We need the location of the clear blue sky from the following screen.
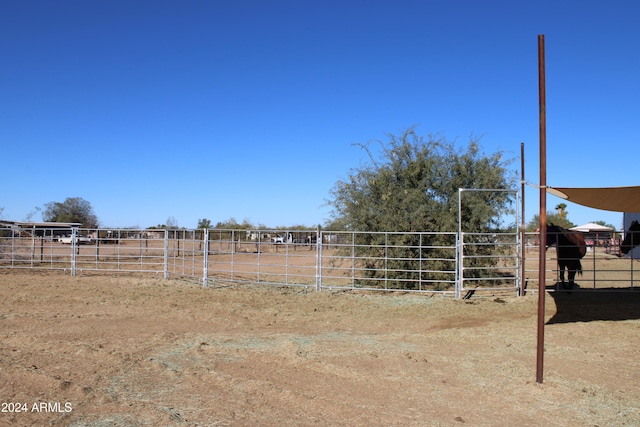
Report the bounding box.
[1,1,638,230]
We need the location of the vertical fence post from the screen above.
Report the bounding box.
[592,243,597,289]
[11,229,16,267]
[316,226,321,292]
[631,255,635,289]
[70,227,78,276]
[456,189,463,299]
[457,232,464,299]
[40,232,45,263]
[163,229,169,279]
[203,228,209,287]
[351,231,356,288]
[419,233,423,291]
[235,230,240,282]
[30,227,35,267]
[232,230,236,282]
[95,229,99,268]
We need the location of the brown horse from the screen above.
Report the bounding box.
[546,224,587,289]
[621,220,640,255]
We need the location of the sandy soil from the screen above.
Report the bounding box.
[1,270,639,426]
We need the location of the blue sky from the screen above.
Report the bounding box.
[1,1,638,230]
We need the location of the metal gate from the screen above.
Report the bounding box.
[456,188,521,297]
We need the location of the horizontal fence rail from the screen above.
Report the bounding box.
[1,227,637,296]
[523,231,638,292]
[459,232,521,298]
[319,231,458,293]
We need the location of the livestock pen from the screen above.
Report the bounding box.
[0,227,637,296]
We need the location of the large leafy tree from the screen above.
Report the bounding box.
[327,128,516,289]
[42,197,99,228]
[197,218,212,229]
[328,128,516,233]
[526,212,575,231]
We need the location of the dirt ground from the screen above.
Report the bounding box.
[1,270,639,426]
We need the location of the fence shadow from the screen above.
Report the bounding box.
[547,285,640,324]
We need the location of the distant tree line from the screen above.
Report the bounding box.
[525,203,616,232]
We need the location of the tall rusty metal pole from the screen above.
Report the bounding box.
[520,142,526,297]
[536,34,547,384]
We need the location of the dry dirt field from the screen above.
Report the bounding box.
[1,270,639,426]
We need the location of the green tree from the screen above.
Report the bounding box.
[327,128,516,288]
[42,197,99,228]
[197,218,212,229]
[147,224,167,229]
[555,203,568,221]
[214,217,253,229]
[165,216,179,229]
[593,219,616,231]
[328,128,515,233]
[526,212,575,231]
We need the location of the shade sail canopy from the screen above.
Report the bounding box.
[547,186,640,212]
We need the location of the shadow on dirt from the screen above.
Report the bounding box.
[547,283,640,324]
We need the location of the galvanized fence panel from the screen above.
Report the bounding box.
[458,232,521,297]
[0,227,74,271]
[166,229,206,279]
[522,231,638,292]
[319,231,458,293]
[205,229,318,288]
[82,229,167,275]
[4,227,636,296]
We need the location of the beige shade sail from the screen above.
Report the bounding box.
[547,186,640,212]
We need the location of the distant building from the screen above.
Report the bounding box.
[570,222,615,247]
[0,220,82,237]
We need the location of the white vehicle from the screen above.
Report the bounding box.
[58,235,93,245]
[271,234,285,244]
[271,233,293,244]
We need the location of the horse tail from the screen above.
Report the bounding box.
[576,260,582,276]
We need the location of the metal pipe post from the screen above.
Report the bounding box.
[536,34,547,384]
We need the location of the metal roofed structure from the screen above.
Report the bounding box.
[569,222,614,233]
[0,220,82,229]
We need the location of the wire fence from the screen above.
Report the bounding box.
[0,227,637,296]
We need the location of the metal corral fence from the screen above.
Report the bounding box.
[522,231,639,292]
[1,227,637,296]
